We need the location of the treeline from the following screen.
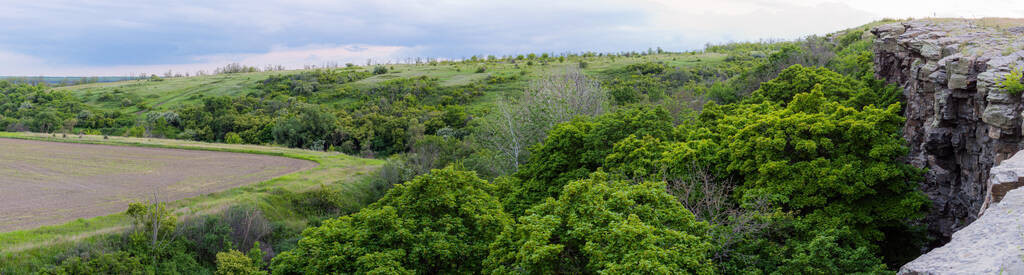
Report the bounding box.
[0,81,133,134]
[150,69,481,157]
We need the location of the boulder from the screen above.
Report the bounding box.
[981,151,1024,215]
[982,104,1018,129]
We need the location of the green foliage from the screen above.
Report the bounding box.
[216,249,267,275]
[170,75,482,156]
[123,125,145,137]
[373,65,389,75]
[624,62,669,75]
[485,172,714,274]
[502,106,673,215]
[750,64,858,105]
[0,81,132,133]
[271,104,336,150]
[751,64,900,109]
[607,75,669,104]
[46,252,146,275]
[604,134,667,180]
[663,90,927,272]
[270,167,511,274]
[775,228,888,274]
[224,132,244,144]
[1001,67,1024,95]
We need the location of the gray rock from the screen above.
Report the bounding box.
[899,187,1024,275]
[982,104,1018,129]
[922,42,943,60]
[948,73,969,90]
[950,56,974,75]
[986,89,1017,104]
[981,152,1024,215]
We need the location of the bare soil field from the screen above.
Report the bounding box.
[0,138,316,232]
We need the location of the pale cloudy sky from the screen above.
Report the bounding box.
[1,0,1022,76]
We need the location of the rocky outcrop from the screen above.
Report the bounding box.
[981,151,1024,215]
[899,166,1024,274]
[873,19,1024,243]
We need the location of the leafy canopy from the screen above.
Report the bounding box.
[270,166,511,274]
[485,172,714,274]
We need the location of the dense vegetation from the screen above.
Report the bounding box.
[2,20,930,274]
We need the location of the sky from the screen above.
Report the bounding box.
[1,0,1023,76]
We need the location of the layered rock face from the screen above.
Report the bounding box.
[873,19,1024,242]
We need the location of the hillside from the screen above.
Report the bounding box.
[56,52,728,114]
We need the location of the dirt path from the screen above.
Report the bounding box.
[0,138,316,232]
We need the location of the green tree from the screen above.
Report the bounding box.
[270,167,511,274]
[749,64,858,106]
[485,172,714,274]
[271,104,338,150]
[501,106,673,215]
[663,91,928,272]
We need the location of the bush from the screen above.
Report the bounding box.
[224,132,244,144]
[48,252,145,275]
[475,66,487,73]
[216,249,266,275]
[502,106,673,215]
[625,62,668,75]
[1001,67,1024,95]
[485,172,714,274]
[372,65,388,75]
[124,125,145,137]
[270,167,511,274]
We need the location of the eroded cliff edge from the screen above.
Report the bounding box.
[873,18,1024,243]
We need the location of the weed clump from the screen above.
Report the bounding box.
[1001,67,1024,95]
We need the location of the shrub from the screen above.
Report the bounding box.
[625,62,668,75]
[485,172,714,274]
[1001,67,1024,95]
[372,65,388,75]
[270,167,510,274]
[216,249,266,275]
[224,132,244,144]
[124,125,145,137]
[475,66,487,73]
[49,252,145,275]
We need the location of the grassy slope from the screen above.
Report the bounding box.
[57,52,728,116]
[0,132,383,265]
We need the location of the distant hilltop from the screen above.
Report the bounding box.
[0,76,138,86]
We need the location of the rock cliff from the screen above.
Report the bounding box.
[873,18,1024,243]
